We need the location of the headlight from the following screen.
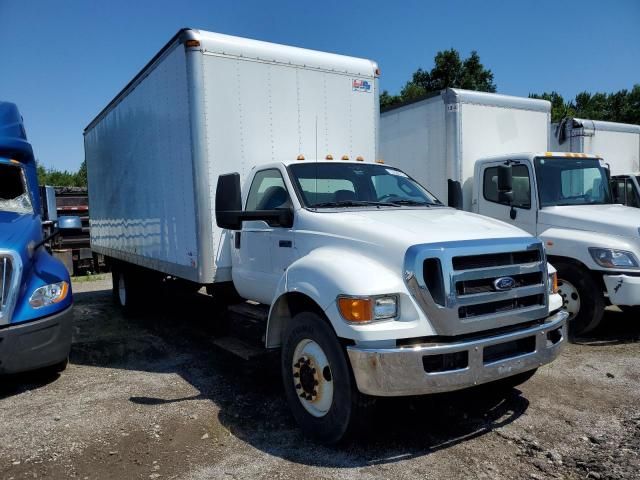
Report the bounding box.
[337,295,398,323]
[588,248,639,269]
[29,281,69,308]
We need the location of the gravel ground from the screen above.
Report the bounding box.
[1,275,639,480]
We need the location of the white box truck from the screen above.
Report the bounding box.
[85,30,566,443]
[381,89,640,337]
[551,118,640,207]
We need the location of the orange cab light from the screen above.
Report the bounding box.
[325,154,334,160]
[338,297,372,323]
[297,154,305,161]
[185,39,201,48]
[375,159,384,164]
[341,155,349,161]
[356,156,364,162]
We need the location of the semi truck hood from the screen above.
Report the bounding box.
[539,205,640,239]
[0,211,40,252]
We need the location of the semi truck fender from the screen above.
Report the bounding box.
[265,247,421,348]
[540,226,640,273]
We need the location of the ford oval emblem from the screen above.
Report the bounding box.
[493,277,516,291]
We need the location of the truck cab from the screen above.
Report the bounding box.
[475,152,640,335]
[217,157,567,443]
[0,102,76,375]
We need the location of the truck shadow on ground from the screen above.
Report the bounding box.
[39,286,640,467]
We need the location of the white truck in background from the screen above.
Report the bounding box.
[85,30,567,443]
[381,89,640,337]
[552,117,640,208]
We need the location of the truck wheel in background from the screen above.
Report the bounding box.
[281,311,375,444]
[554,261,604,339]
[111,266,143,314]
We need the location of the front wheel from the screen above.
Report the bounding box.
[281,312,374,444]
[554,261,604,339]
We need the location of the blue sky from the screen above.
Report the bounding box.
[1,0,638,171]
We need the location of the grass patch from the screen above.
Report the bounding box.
[71,273,108,283]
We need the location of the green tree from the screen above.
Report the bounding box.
[36,160,86,187]
[530,84,640,124]
[76,160,87,187]
[381,49,496,109]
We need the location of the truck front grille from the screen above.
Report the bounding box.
[0,256,12,312]
[0,252,20,326]
[405,238,549,336]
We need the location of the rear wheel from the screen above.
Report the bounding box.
[111,266,144,314]
[281,311,374,444]
[554,261,604,339]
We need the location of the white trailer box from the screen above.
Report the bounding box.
[380,89,550,210]
[84,28,379,284]
[551,118,640,175]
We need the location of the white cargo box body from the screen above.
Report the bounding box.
[85,29,379,284]
[551,118,640,175]
[380,89,550,210]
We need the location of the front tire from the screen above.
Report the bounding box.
[554,261,604,339]
[281,311,374,444]
[111,266,143,314]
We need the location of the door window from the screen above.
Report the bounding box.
[245,169,291,211]
[612,179,626,204]
[626,180,640,207]
[483,164,531,209]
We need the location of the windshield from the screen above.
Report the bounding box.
[288,162,442,208]
[0,163,33,214]
[534,157,612,207]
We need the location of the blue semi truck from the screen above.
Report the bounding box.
[0,101,77,375]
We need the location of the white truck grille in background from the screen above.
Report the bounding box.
[405,238,549,337]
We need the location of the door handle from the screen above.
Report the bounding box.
[279,240,292,248]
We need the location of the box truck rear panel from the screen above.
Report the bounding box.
[85,45,200,281]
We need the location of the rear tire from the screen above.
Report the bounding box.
[111,266,143,314]
[281,311,374,444]
[554,261,604,339]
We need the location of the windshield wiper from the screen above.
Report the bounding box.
[310,200,399,208]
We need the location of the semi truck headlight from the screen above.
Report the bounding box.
[29,281,69,308]
[337,295,398,323]
[588,248,639,269]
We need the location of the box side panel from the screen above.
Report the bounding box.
[582,130,640,175]
[201,53,377,275]
[85,46,200,281]
[460,104,549,210]
[380,100,447,200]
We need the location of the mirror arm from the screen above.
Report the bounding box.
[33,229,60,252]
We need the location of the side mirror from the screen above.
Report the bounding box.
[215,173,243,230]
[215,173,294,230]
[497,165,513,205]
[497,165,513,192]
[447,179,463,210]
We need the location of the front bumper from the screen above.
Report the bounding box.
[603,274,640,306]
[0,306,73,374]
[347,310,567,396]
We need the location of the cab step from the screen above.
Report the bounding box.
[227,302,269,346]
[211,336,268,361]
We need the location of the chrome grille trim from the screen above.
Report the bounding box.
[0,250,23,326]
[404,237,549,336]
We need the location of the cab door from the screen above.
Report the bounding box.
[231,168,295,304]
[477,161,538,235]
